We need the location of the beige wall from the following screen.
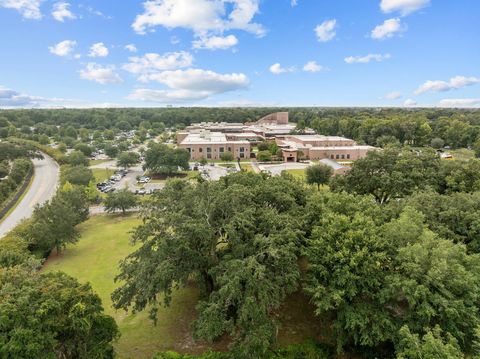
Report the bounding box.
[179,142,251,161]
[307,147,372,161]
[287,136,356,147]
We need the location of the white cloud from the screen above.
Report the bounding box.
[315,19,337,42]
[79,63,123,84]
[380,0,430,15]
[0,0,42,19]
[125,44,138,53]
[128,89,211,103]
[132,0,265,37]
[144,68,249,91]
[48,40,76,57]
[404,98,417,106]
[0,85,126,108]
[438,98,480,108]
[0,85,41,107]
[123,51,194,77]
[384,91,402,100]
[414,76,480,95]
[88,42,109,57]
[128,68,249,103]
[303,61,324,73]
[269,63,295,74]
[345,53,391,64]
[371,18,405,39]
[51,2,75,22]
[291,0,298,6]
[192,34,238,50]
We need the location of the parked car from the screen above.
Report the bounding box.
[137,176,151,184]
[135,188,147,195]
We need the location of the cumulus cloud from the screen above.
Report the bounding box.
[0,85,125,108]
[345,53,391,64]
[0,0,42,19]
[371,18,405,39]
[315,19,337,42]
[269,63,295,74]
[192,34,238,50]
[125,44,138,53]
[291,0,297,6]
[380,0,430,16]
[132,0,265,38]
[303,61,324,73]
[128,68,249,103]
[51,2,75,22]
[404,98,417,106]
[49,40,77,57]
[384,91,402,100]
[415,76,480,95]
[79,63,123,84]
[438,98,480,108]
[88,42,109,57]
[123,51,194,79]
[0,86,42,107]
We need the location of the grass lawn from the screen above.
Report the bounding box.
[89,159,112,166]
[92,168,115,183]
[283,169,306,181]
[42,215,333,358]
[42,215,222,358]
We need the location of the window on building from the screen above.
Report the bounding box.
[347,154,350,159]
[228,147,232,152]
[240,153,245,158]
[186,148,191,153]
[336,154,340,159]
[330,154,334,159]
[219,147,224,153]
[207,147,211,153]
[207,153,212,159]
[341,154,345,159]
[239,147,244,152]
[199,148,203,153]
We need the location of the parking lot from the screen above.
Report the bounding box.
[91,161,165,195]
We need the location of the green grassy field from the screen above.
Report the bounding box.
[89,159,112,166]
[92,168,115,182]
[282,169,306,180]
[42,215,215,358]
[42,215,329,358]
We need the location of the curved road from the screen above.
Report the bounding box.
[0,153,60,238]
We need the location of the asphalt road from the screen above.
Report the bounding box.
[0,153,60,238]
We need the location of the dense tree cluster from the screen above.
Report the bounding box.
[112,173,306,356]
[0,267,119,359]
[112,165,480,358]
[0,142,37,207]
[143,143,190,174]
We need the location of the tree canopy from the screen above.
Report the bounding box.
[112,172,306,356]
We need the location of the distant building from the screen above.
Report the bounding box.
[178,131,250,161]
[276,134,375,162]
[177,112,375,163]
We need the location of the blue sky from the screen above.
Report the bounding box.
[0,0,479,108]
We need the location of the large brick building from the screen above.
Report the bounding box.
[177,112,375,163]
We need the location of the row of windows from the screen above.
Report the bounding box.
[185,147,247,153]
[330,154,350,160]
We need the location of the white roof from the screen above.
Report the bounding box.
[180,132,249,145]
